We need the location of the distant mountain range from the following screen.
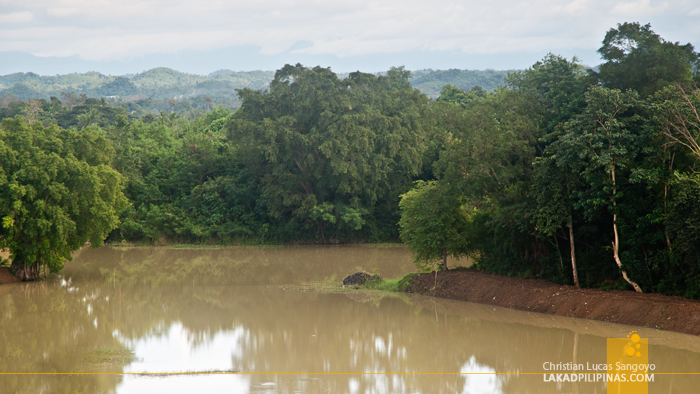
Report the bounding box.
[0,67,512,104]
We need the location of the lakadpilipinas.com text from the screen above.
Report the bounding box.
[542,362,655,383]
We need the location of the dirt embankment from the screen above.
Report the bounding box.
[0,249,19,285]
[406,270,700,336]
[0,267,20,284]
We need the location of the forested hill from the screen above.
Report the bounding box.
[407,69,508,97]
[0,67,508,103]
[0,68,274,104]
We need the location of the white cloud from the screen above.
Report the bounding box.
[610,0,669,16]
[689,7,700,16]
[556,0,593,16]
[0,0,697,64]
[0,11,33,23]
[46,7,81,18]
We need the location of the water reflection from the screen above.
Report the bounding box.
[1,246,699,393]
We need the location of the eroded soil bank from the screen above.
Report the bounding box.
[406,269,700,336]
[0,267,20,284]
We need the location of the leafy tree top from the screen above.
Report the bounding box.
[0,118,127,278]
[228,64,430,239]
[597,22,699,97]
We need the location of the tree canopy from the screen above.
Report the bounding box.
[398,181,474,271]
[0,118,127,280]
[597,22,699,97]
[228,64,430,241]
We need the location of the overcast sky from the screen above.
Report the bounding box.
[1,0,699,75]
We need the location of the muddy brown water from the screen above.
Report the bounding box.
[1,245,699,393]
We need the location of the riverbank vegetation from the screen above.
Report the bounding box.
[402,22,700,297]
[1,22,700,297]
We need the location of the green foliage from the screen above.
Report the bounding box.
[554,87,641,217]
[1,68,508,119]
[94,77,138,97]
[53,98,128,129]
[507,53,595,133]
[0,83,48,101]
[0,71,42,87]
[598,22,699,97]
[396,273,418,291]
[436,84,485,107]
[228,64,430,242]
[0,68,275,104]
[522,56,595,277]
[105,108,265,245]
[437,25,700,296]
[409,69,508,98]
[666,173,700,254]
[0,118,127,279]
[435,88,543,200]
[360,277,411,292]
[399,181,474,271]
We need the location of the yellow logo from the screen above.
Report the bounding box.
[624,331,643,357]
[606,331,650,394]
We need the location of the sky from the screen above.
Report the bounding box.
[1,0,699,76]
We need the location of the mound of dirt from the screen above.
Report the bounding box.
[342,272,381,286]
[406,269,700,336]
[0,267,20,284]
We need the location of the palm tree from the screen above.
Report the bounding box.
[77,108,100,129]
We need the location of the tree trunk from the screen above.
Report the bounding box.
[568,211,580,288]
[612,219,642,293]
[566,183,579,288]
[664,183,673,252]
[442,247,448,271]
[611,166,643,293]
[554,233,564,271]
[10,259,41,281]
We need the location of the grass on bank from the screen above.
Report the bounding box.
[282,273,419,296]
[359,273,418,292]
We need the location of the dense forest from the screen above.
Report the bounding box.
[0,67,508,116]
[2,22,700,297]
[0,68,272,116]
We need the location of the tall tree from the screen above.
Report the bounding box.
[435,88,543,202]
[533,156,582,287]
[512,54,595,287]
[598,22,699,97]
[0,118,127,280]
[227,64,429,241]
[650,85,700,163]
[555,87,643,292]
[399,181,473,271]
[507,53,594,133]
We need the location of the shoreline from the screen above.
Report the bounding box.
[404,269,700,337]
